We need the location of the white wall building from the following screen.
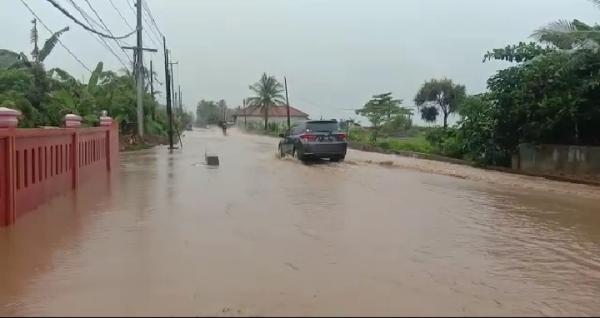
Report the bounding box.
[234,105,309,127]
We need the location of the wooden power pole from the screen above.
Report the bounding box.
[243,98,247,127]
[284,76,291,130]
[163,37,174,150]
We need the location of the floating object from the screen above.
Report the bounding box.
[205,151,220,166]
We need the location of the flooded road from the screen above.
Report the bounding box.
[2,128,600,316]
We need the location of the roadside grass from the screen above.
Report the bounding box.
[375,135,434,154]
[348,127,435,154]
[243,124,435,155]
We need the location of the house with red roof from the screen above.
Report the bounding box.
[233,104,310,127]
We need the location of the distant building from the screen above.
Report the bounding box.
[233,105,310,126]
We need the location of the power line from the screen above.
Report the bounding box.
[137,2,162,48]
[140,12,161,47]
[123,0,160,51]
[142,0,164,38]
[108,0,134,30]
[82,0,133,65]
[65,0,130,71]
[125,0,136,15]
[43,0,136,39]
[17,0,92,73]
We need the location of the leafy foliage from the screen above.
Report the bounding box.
[455,48,600,166]
[38,26,69,63]
[355,92,411,141]
[483,42,553,63]
[424,127,465,158]
[0,49,23,69]
[533,19,600,50]
[0,57,175,135]
[419,106,438,123]
[414,78,466,128]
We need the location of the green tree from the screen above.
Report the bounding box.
[0,49,24,69]
[455,94,508,165]
[355,92,407,141]
[247,73,285,131]
[483,42,553,63]
[414,78,466,128]
[195,99,220,126]
[419,106,438,123]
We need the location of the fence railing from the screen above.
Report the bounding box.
[0,108,119,226]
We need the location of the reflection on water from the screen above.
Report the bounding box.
[1,128,599,316]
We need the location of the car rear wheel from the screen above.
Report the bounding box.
[278,145,285,158]
[293,148,305,162]
[330,156,345,162]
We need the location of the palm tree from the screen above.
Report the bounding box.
[247,73,285,131]
[532,0,600,50]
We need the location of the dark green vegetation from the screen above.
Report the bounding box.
[456,9,600,166]
[353,3,600,167]
[414,79,465,129]
[354,93,412,142]
[0,21,192,149]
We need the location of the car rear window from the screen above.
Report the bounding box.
[306,122,340,132]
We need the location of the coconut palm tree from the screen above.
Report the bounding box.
[532,0,600,50]
[247,73,285,131]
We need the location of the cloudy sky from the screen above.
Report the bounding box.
[1,0,597,124]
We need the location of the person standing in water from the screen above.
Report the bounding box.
[219,120,228,136]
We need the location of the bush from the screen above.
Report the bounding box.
[425,127,465,158]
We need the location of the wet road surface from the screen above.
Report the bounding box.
[1,128,600,316]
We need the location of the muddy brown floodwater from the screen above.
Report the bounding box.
[1,128,600,316]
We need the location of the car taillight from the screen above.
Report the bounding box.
[335,133,347,141]
[300,134,317,142]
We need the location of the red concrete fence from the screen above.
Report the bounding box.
[0,108,119,226]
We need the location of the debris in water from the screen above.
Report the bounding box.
[206,155,219,166]
[205,151,219,166]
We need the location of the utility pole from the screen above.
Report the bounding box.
[243,98,247,127]
[178,85,182,113]
[122,35,157,137]
[149,60,155,120]
[163,37,174,150]
[168,55,178,114]
[284,76,291,130]
[135,0,144,137]
[150,60,154,99]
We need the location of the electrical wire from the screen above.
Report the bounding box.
[65,0,130,71]
[82,0,133,65]
[17,0,92,73]
[123,0,161,50]
[108,0,134,30]
[43,0,136,39]
[142,0,164,38]
[141,1,163,43]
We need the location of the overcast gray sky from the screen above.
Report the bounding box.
[1,0,598,124]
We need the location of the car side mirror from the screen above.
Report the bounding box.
[278,133,285,138]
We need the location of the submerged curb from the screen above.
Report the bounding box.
[348,141,600,187]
